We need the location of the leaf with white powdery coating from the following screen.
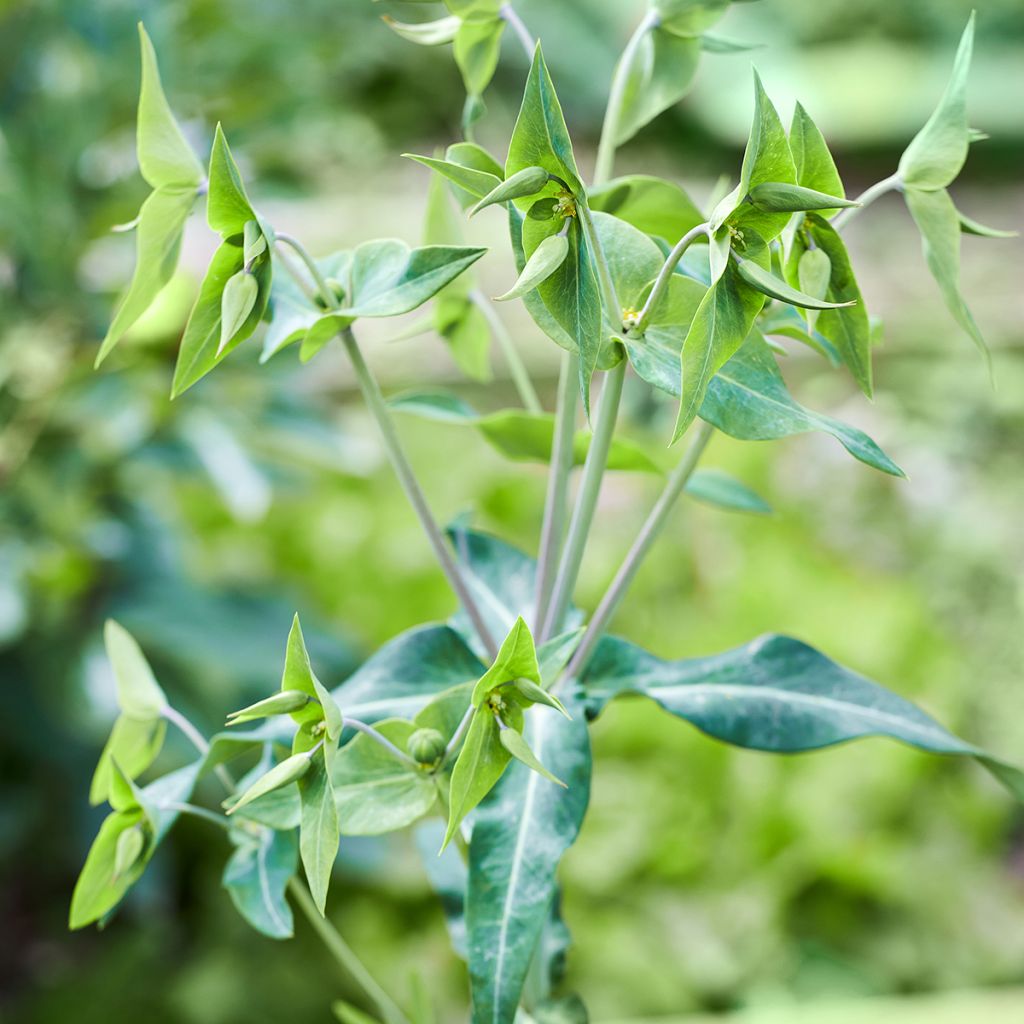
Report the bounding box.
[223,826,298,940]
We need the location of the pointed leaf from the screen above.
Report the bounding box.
[958,210,1017,239]
[104,619,168,718]
[684,467,771,515]
[471,616,541,707]
[735,255,853,310]
[207,124,256,236]
[788,102,845,215]
[406,153,502,202]
[747,181,856,213]
[454,16,505,96]
[298,746,339,914]
[498,728,566,787]
[382,14,461,46]
[227,752,312,815]
[472,166,550,217]
[219,270,259,354]
[223,826,298,939]
[443,709,509,849]
[495,235,569,301]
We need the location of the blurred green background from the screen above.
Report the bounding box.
[2,0,1023,1021]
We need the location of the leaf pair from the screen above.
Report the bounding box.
[96,25,205,367]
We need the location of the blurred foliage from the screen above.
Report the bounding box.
[2,0,1023,1021]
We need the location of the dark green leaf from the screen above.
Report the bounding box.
[684,467,771,515]
[588,175,704,244]
[581,633,1024,802]
[223,826,298,939]
[788,102,845,215]
[444,709,509,849]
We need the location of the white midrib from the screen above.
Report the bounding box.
[491,716,546,1021]
[257,830,289,935]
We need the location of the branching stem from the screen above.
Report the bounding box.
[832,173,901,231]
[344,717,419,768]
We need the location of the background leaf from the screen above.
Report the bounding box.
[223,826,298,939]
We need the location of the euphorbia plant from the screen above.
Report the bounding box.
[72,4,1020,1021]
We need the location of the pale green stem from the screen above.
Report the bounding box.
[166,802,232,831]
[563,420,715,683]
[577,199,621,316]
[273,235,498,659]
[442,705,475,765]
[163,705,234,792]
[344,717,419,768]
[593,10,660,186]
[500,3,535,61]
[288,879,410,1024]
[534,351,579,632]
[832,173,902,231]
[470,289,543,414]
[540,360,626,641]
[633,221,710,334]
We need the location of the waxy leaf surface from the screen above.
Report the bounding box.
[223,825,298,939]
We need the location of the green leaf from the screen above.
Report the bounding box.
[227,690,313,726]
[466,696,591,1024]
[788,102,845,215]
[684,467,771,515]
[747,181,856,213]
[454,16,505,96]
[655,0,730,36]
[206,124,256,237]
[103,619,168,718]
[223,826,298,939]
[624,332,904,476]
[90,716,167,806]
[700,33,759,54]
[443,708,509,850]
[135,24,203,190]
[494,235,569,301]
[581,633,1024,803]
[298,746,340,914]
[616,27,701,145]
[957,209,1017,239]
[342,240,486,318]
[219,270,259,354]
[506,45,583,201]
[227,751,313,816]
[588,175,705,244]
[283,614,341,741]
[171,238,272,396]
[96,186,196,366]
[796,247,832,333]
[472,166,551,217]
[405,153,502,204]
[382,14,461,46]
[673,261,766,441]
[471,616,541,707]
[334,1002,384,1024]
[331,719,437,835]
[904,186,990,369]
[898,13,975,190]
[498,728,566,787]
[735,253,853,310]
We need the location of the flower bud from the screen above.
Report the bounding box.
[113,823,146,881]
[407,727,447,766]
[226,689,312,725]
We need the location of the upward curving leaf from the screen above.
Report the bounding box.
[788,102,845,215]
[207,124,257,237]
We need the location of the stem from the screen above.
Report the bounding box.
[633,221,710,334]
[470,289,543,414]
[274,232,334,305]
[593,10,660,186]
[163,705,236,793]
[344,717,419,768]
[166,802,232,831]
[288,879,410,1024]
[500,3,535,61]
[339,327,498,659]
[577,199,621,316]
[832,173,901,231]
[442,705,475,766]
[564,420,715,682]
[534,351,579,631]
[541,360,626,641]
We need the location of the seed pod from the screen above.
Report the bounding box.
[219,269,259,354]
[747,182,858,213]
[407,727,447,766]
[112,823,146,881]
[226,689,312,725]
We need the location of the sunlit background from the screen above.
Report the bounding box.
[2,1,1023,1021]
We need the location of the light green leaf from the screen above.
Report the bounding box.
[904,186,990,369]
[655,0,730,37]
[223,826,298,939]
[443,709,509,850]
[282,614,341,742]
[588,175,705,244]
[498,728,566,787]
[104,619,168,718]
[495,235,569,301]
[788,102,845,215]
[618,26,701,146]
[112,823,146,881]
[581,633,1024,803]
[227,690,313,726]
[735,253,854,310]
[299,746,340,914]
[700,33,759,54]
[227,751,312,815]
[382,14,461,46]
[331,719,437,835]
[219,270,259,354]
[334,1001,384,1024]
[471,616,541,707]
[206,124,256,236]
[673,262,766,441]
[136,24,203,190]
[747,181,856,213]
[466,696,591,1023]
[624,331,903,476]
[898,13,975,190]
[89,717,166,806]
[472,166,551,217]
[405,153,502,203]
[796,247,831,329]
[506,45,583,201]
[685,467,771,515]
[454,16,505,96]
[96,186,196,366]
[957,209,1017,238]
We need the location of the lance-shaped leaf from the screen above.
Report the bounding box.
[898,14,975,190]
[443,708,510,850]
[494,234,570,301]
[788,102,846,216]
[747,182,856,213]
[498,728,566,787]
[506,45,583,202]
[97,26,203,365]
[207,124,257,236]
[219,270,259,354]
[588,175,705,244]
[624,332,903,476]
[382,14,461,46]
[406,151,503,205]
[281,614,342,752]
[735,253,853,311]
[331,719,437,835]
[957,210,1017,239]
[655,0,731,37]
[227,690,312,726]
[454,16,505,96]
[673,261,766,441]
[796,247,831,332]
[904,186,990,369]
[299,745,339,914]
[685,468,771,515]
[227,751,313,815]
[580,633,1024,802]
[466,696,591,1024]
[223,825,298,940]
[471,616,541,707]
[615,26,701,146]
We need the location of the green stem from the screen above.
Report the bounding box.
[166,802,232,831]
[470,289,543,414]
[534,351,579,632]
[163,705,235,792]
[274,232,334,305]
[632,221,710,334]
[563,420,715,683]
[577,199,621,316]
[832,173,901,231]
[344,717,419,768]
[540,359,626,641]
[593,10,660,186]
[288,879,410,1024]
